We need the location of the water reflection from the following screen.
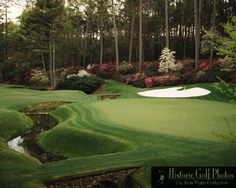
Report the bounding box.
[7,113,66,163]
[8,136,25,153]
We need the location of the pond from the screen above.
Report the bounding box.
[7,113,66,163]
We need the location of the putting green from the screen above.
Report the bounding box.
[90,98,236,142]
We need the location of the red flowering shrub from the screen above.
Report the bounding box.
[126,73,146,88]
[199,62,211,72]
[98,64,116,79]
[230,74,236,84]
[180,59,195,73]
[144,76,181,88]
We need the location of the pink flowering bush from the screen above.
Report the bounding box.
[126,73,146,88]
[144,76,181,88]
[98,64,116,79]
[118,63,135,75]
[230,74,236,84]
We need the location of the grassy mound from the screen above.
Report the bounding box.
[0,109,33,141]
[0,109,42,188]
[38,126,130,158]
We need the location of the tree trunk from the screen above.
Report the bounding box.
[165,0,169,48]
[138,0,143,72]
[52,39,56,87]
[128,15,135,64]
[183,26,187,59]
[194,0,200,70]
[49,41,53,87]
[100,8,103,69]
[199,0,202,33]
[41,50,46,73]
[1,2,9,82]
[210,0,216,65]
[83,22,89,67]
[112,0,119,72]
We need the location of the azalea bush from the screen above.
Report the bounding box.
[181,70,196,84]
[126,73,146,88]
[98,64,116,79]
[118,63,135,75]
[77,69,91,77]
[230,74,236,84]
[143,61,160,77]
[57,75,104,94]
[144,75,181,88]
[29,69,49,88]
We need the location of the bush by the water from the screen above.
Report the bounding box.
[57,76,104,94]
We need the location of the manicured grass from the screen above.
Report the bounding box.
[90,98,236,142]
[0,81,236,188]
[0,109,41,188]
[0,109,33,140]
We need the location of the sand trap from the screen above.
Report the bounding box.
[138,87,211,98]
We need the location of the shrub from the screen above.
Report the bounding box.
[29,69,49,88]
[213,78,236,102]
[126,73,146,88]
[77,69,91,77]
[179,59,195,74]
[114,74,130,83]
[57,76,104,94]
[143,61,160,77]
[132,78,146,88]
[144,76,181,88]
[98,64,116,79]
[199,61,211,72]
[194,70,206,83]
[159,48,180,74]
[7,62,31,85]
[89,64,100,74]
[181,70,196,84]
[118,63,135,75]
[230,74,236,84]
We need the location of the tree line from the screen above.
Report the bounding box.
[0,0,235,85]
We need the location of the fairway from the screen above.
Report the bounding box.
[1,81,236,188]
[90,98,236,142]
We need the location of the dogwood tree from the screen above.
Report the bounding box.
[158,47,178,74]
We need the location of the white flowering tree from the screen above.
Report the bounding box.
[158,47,178,74]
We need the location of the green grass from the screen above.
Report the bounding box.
[0,80,236,188]
[0,109,41,188]
[90,98,236,142]
[0,109,33,140]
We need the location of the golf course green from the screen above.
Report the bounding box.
[90,98,236,142]
[0,81,236,188]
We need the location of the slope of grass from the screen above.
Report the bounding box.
[0,109,42,188]
[0,81,236,188]
[0,109,33,141]
[0,84,87,110]
[38,126,131,158]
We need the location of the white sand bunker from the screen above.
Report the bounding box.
[138,87,211,98]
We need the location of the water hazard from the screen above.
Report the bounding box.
[8,113,66,163]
